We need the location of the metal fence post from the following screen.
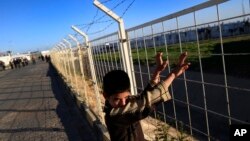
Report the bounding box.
[63,39,79,96]
[56,45,66,77]
[59,43,71,83]
[60,42,73,85]
[71,25,104,123]
[54,46,62,74]
[50,48,58,71]
[69,34,89,106]
[93,0,137,95]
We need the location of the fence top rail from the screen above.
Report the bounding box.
[126,0,228,32]
[89,0,229,43]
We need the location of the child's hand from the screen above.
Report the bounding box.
[161,52,190,89]
[155,52,168,73]
[151,52,168,84]
[172,52,190,78]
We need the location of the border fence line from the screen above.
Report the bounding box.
[51,0,250,140]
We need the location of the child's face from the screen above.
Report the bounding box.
[107,91,130,108]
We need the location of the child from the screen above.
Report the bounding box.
[103,52,190,141]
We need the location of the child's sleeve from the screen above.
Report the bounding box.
[109,81,171,124]
[140,80,160,96]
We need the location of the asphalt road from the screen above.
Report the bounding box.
[0,61,98,141]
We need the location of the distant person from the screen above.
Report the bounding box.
[31,56,36,64]
[24,58,29,65]
[21,58,25,67]
[13,59,18,68]
[3,63,5,70]
[0,61,5,70]
[41,55,44,61]
[17,58,21,68]
[9,61,14,69]
[102,52,190,141]
[45,55,50,62]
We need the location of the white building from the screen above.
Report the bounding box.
[41,50,50,56]
[0,55,11,66]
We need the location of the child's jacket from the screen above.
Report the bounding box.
[104,81,171,141]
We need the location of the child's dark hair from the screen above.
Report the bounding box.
[103,70,130,97]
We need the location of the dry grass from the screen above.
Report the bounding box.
[69,75,105,119]
[141,117,197,141]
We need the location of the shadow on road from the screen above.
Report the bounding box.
[45,63,98,141]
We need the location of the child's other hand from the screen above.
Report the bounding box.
[172,52,190,78]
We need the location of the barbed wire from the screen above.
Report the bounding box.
[100,0,114,4]
[120,0,135,18]
[87,0,136,35]
[85,9,100,33]
[87,21,116,35]
[74,19,113,27]
[55,0,136,49]
[75,0,128,30]
[63,34,85,46]
[74,0,136,37]
[89,0,127,24]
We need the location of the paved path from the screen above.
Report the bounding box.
[0,61,98,141]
